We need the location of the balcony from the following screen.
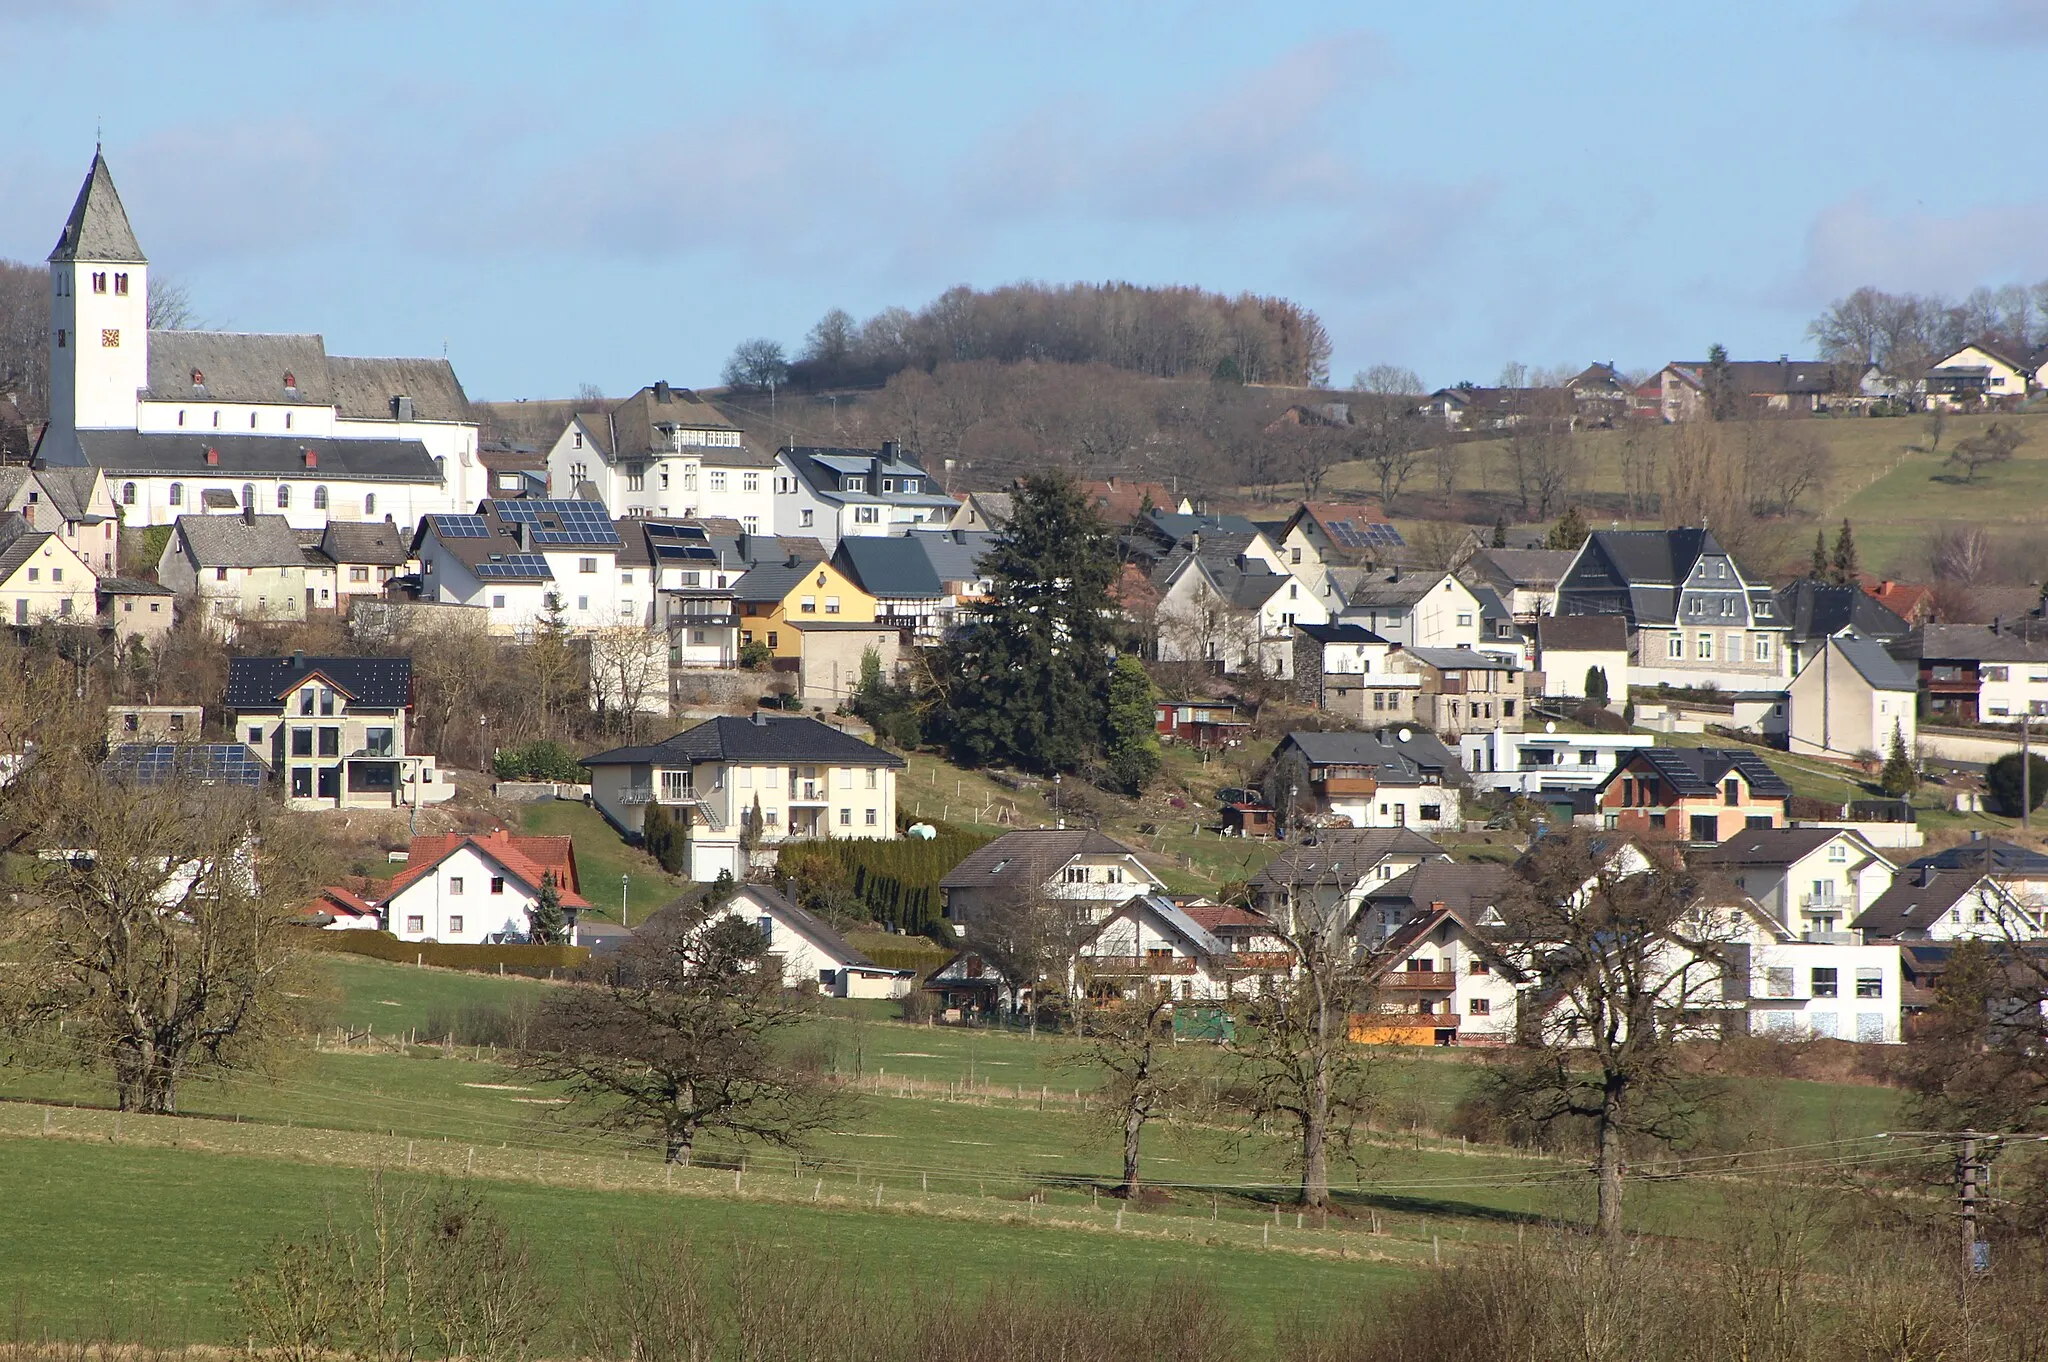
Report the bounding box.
[1082,956,1197,975]
[1316,777,1379,796]
[789,781,828,803]
[1382,970,1456,990]
[1222,951,1295,970]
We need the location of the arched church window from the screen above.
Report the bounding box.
[241,484,254,510]
[121,482,136,505]
[313,486,329,510]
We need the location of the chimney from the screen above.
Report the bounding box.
[293,650,306,670]
[881,439,899,464]
[654,380,673,403]
[204,447,219,467]
[392,395,414,422]
[1994,616,2002,635]
[751,710,768,726]
[242,502,256,527]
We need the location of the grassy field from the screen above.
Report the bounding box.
[518,797,687,924]
[1320,409,2048,581]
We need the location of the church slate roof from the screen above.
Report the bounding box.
[62,429,440,483]
[327,357,475,424]
[146,333,334,406]
[49,152,146,264]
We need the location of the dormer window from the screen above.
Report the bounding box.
[845,476,864,492]
[192,369,204,386]
[283,371,296,392]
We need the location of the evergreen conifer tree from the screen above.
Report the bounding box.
[1584,665,1609,707]
[1811,531,1828,580]
[940,474,1119,772]
[1104,656,1162,794]
[1830,520,1858,586]
[1879,722,1916,798]
[1492,516,1508,549]
[1546,505,1589,551]
[528,870,567,944]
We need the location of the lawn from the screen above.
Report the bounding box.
[518,797,687,924]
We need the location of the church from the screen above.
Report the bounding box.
[34,152,485,531]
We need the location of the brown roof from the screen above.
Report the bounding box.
[939,830,1147,893]
[1536,615,1629,651]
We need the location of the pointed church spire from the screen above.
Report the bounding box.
[48,151,146,265]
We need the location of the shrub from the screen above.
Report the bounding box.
[492,740,585,783]
[1987,752,2048,815]
[642,800,687,876]
[776,832,994,937]
[307,931,588,976]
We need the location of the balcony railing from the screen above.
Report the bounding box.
[622,786,706,806]
[1081,956,1197,975]
[1382,971,1456,989]
[789,781,827,802]
[1316,777,1379,796]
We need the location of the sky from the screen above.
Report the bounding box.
[5,0,2048,400]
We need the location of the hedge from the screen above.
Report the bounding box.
[777,832,993,938]
[307,930,588,977]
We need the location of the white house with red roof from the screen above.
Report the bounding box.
[380,829,587,943]
[306,884,382,931]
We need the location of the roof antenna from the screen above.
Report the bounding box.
[96,117,102,152]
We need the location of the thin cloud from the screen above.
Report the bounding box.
[1849,0,2048,44]
[1791,193,2048,300]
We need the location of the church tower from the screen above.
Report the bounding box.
[46,150,147,460]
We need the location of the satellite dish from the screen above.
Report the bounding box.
[1546,720,1558,734]
[1397,728,1412,742]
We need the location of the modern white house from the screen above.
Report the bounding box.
[1533,615,1631,708]
[1690,826,1898,940]
[684,884,913,998]
[411,499,632,636]
[938,829,1165,928]
[1458,728,1657,797]
[581,713,905,882]
[225,653,454,811]
[380,829,587,944]
[544,383,774,531]
[35,153,484,530]
[772,442,956,550]
[1780,635,1918,761]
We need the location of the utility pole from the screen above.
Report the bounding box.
[1882,1130,2028,1275]
[2024,714,2032,830]
[621,873,629,930]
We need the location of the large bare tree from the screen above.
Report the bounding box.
[523,908,842,1162]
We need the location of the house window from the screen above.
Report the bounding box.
[364,494,376,515]
[1984,666,2009,683]
[743,516,760,533]
[766,632,778,648]
[1667,634,1683,659]
[1753,636,1772,663]
[801,595,817,613]
[743,472,760,492]
[56,329,66,348]
[1696,634,1713,660]
[319,727,340,757]
[1468,998,1490,1015]
[365,727,394,757]
[580,558,597,574]
[1812,968,1839,998]
[320,687,336,716]
[1855,969,1883,999]
[1291,547,1302,564]
[865,809,877,826]
[854,506,881,524]
[291,767,313,797]
[92,272,106,293]
[291,728,313,757]
[313,485,329,510]
[406,916,424,934]
[1457,613,1472,627]
[1689,814,1718,841]
[1765,967,1795,998]
[114,272,128,295]
[1723,779,1739,806]
[865,768,877,789]
[248,726,263,744]
[1469,960,1488,975]
[800,509,814,528]
[492,594,506,609]
[350,566,370,583]
[490,877,505,894]
[448,878,465,895]
[447,915,464,934]
[825,596,840,614]
[1419,804,1441,822]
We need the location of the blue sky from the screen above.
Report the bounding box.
[5,0,2048,399]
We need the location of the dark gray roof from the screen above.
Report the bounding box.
[0,528,53,583]
[905,529,997,583]
[1280,728,1469,787]
[1825,637,1916,691]
[1330,566,1443,608]
[1690,826,1855,869]
[1536,615,1628,651]
[939,829,1145,891]
[730,556,828,605]
[55,429,441,484]
[1146,510,1265,543]
[1773,580,1910,644]
[1360,861,1513,921]
[1470,585,1511,622]
[583,713,904,770]
[316,521,409,567]
[146,333,333,406]
[1910,839,2048,877]
[1917,624,2048,665]
[172,514,305,568]
[1470,548,1578,590]
[1851,869,1994,939]
[49,152,146,264]
[1296,622,1389,644]
[1402,646,1517,673]
[1609,747,1793,799]
[1557,528,1739,628]
[33,467,107,522]
[833,536,944,598]
[1248,828,1449,890]
[226,655,414,709]
[96,575,174,596]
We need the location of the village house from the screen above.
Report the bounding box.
[1594,746,1792,844]
[1154,698,1251,748]
[946,489,1013,533]
[618,519,739,666]
[1555,527,1789,691]
[226,653,453,811]
[788,622,901,706]
[1291,621,1420,722]
[1461,547,1576,626]
[674,883,913,998]
[300,521,412,612]
[1393,646,1525,735]
[1532,614,1630,708]
[410,499,631,636]
[155,509,307,634]
[1773,580,1912,672]
[0,466,119,573]
[1457,728,1656,798]
[1247,827,1452,931]
[380,829,586,944]
[1779,635,1918,762]
[0,512,97,627]
[1866,579,1934,628]
[938,829,1164,929]
[1690,826,1897,939]
[1073,894,1239,1003]
[1123,509,1287,576]
[1272,728,1467,832]
[731,553,877,661]
[1272,501,1405,599]
[1152,547,1326,677]
[1904,836,2048,907]
[1648,358,1853,421]
[36,154,485,530]
[1900,622,2048,726]
[773,441,955,551]
[1352,869,1524,1045]
[544,382,773,531]
[831,535,946,640]
[1851,863,2042,942]
[581,713,904,882]
[1923,339,2034,410]
[901,528,999,626]
[1327,566,1484,650]
[96,576,175,643]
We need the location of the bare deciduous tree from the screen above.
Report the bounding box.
[1063,989,1190,1198]
[523,909,843,1162]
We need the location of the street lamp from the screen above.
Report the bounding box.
[621,873,630,930]
[1053,772,1062,828]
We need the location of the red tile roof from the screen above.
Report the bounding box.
[382,829,590,908]
[1865,579,1934,624]
[312,885,379,919]
[1184,903,1274,931]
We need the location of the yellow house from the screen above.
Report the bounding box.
[0,518,98,626]
[733,556,875,659]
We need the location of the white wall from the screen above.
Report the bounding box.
[385,844,539,943]
[1743,942,1901,1042]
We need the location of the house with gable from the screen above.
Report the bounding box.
[1153,546,1326,678]
[1352,863,1524,1044]
[1689,826,1898,939]
[1074,893,1238,1002]
[1555,527,1790,690]
[650,883,912,998]
[1273,501,1405,599]
[0,511,98,627]
[1925,338,2033,409]
[1594,747,1792,844]
[581,713,904,881]
[730,551,877,661]
[1393,646,1525,735]
[1781,635,1918,762]
[411,498,628,635]
[0,466,119,573]
[1247,827,1452,932]
[1901,622,2048,726]
[1532,615,1630,707]
[1271,728,1467,831]
[301,520,412,612]
[1327,565,1483,650]
[773,441,954,550]
[1291,621,1420,721]
[1773,579,1911,672]
[226,652,453,810]
[1904,836,2048,908]
[1851,864,2042,943]
[155,508,308,633]
[947,490,1013,533]
[380,829,587,944]
[938,829,1165,929]
[545,382,773,531]
[831,534,946,639]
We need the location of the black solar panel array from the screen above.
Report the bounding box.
[432,514,491,539]
[474,554,553,580]
[493,499,620,545]
[1328,518,1406,549]
[105,744,268,789]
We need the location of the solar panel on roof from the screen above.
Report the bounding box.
[106,744,267,789]
[474,554,552,580]
[433,514,490,538]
